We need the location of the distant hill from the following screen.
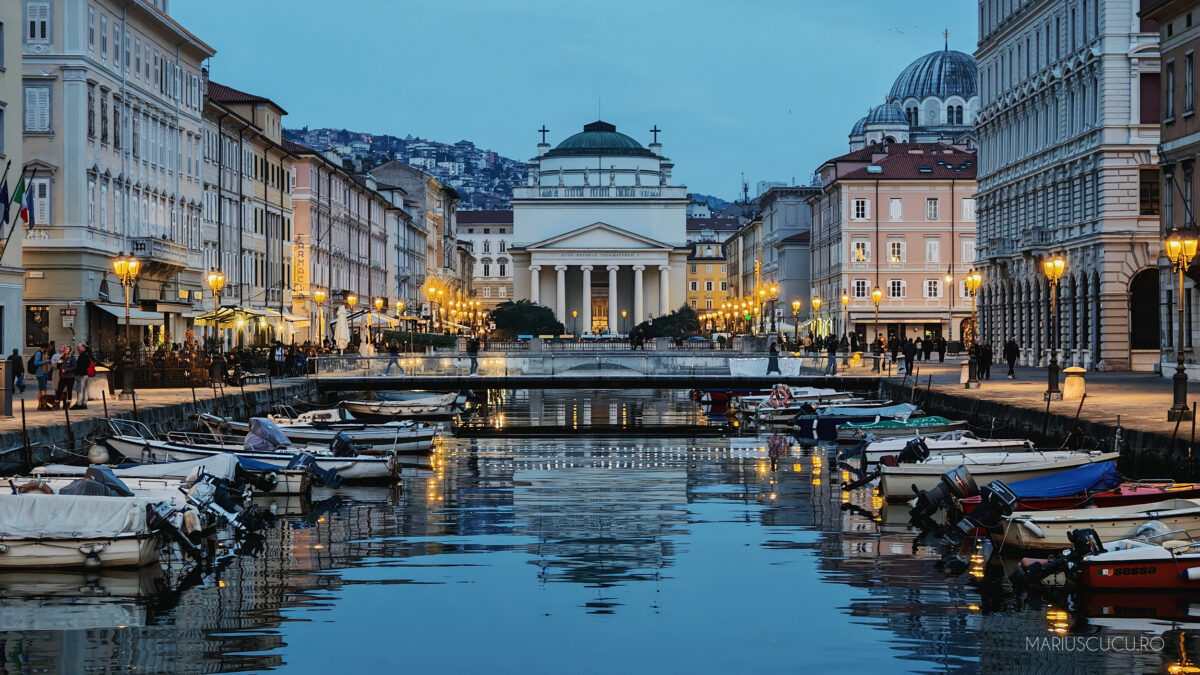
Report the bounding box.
[284,126,527,210]
[688,193,732,212]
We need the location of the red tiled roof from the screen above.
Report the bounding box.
[282,139,315,155]
[457,209,514,224]
[207,81,287,114]
[838,150,977,181]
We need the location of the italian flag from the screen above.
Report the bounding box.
[11,175,33,228]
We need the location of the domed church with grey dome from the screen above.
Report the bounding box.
[848,43,979,151]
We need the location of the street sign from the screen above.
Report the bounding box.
[775,308,784,318]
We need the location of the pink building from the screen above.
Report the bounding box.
[808,143,977,346]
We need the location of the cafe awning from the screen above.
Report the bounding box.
[192,306,269,327]
[91,303,164,327]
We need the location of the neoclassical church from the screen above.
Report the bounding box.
[509,121,690,334]
[848,45,980,150]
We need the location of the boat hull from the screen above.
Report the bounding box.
[199,414,435,452]
[878,452,1120,501]
[1079,557,1200,590]
[0,535,159,568]
[994,501,1200,550]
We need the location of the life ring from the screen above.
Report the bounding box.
[690,390,702,402]
[769,384,791,408]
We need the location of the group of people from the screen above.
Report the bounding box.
[7,343,96,411]
[969,337,1023,379]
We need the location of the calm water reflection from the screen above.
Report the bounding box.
[0,392,1193,673]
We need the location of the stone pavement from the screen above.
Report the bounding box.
[880,358,1192,440]
[0,377,315,438]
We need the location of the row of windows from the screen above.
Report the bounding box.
[464,227,508,234]
[850,278,975,300]
[688,263,728,274]
[688,280,729,292]
[850,197,976,221]
[850,238,977,264]
[479,286,509,298]
[478,263,507,277]
[980,0,1101,102]
[1165,52,1197,122]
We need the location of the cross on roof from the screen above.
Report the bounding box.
[538,125,549,143]
[650,125,661,143]
[943,29,950,50]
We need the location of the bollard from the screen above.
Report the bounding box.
[1062,367,1086,400]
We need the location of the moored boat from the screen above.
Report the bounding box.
[994,498,1200,550]
[959,461,1200,514]
[199,412,438,453]
[852,432,1034,465]
[877,450,1120,501]
[792,403,921,441]
[0,493,169,568]
[341,393,458,420]
[836,416,967,444]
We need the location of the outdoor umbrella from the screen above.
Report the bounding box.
[358,325,374,356]
[334,305,350,351]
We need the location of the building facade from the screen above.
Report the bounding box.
[21,0,213,352]
[809,143,978,344]
[975,0,1162,371]
[199,81,295,346]
[1143,0,1200,376]
[0,0,23,354]
[457,209,513,310]
[759,186,820,323]
[509,120,689,334]
[685,241,727,313]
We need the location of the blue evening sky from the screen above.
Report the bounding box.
[173,0,977,199]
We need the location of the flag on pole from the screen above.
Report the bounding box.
[0,176,9,226]
[12,173,34,228]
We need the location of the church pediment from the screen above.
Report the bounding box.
[527,222,673,251]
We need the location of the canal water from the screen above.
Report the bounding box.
[0,390,1191,673]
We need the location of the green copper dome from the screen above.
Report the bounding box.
[545,121,657,158]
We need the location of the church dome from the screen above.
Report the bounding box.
[545,120,657,158]
[864,103,908,126]
[887,48,978,103]
[850,116,867,135]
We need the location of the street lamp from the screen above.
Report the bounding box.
[757,288,767,334]
[791,299,801,343]
[572,309,579,335]
[621,309,628,334]
[374,296,385,342]
[964,269,983,389]
[871,286,883,372]
[811,296,823,338]
[768,284,779,333]
[1043,254,1067,401]
[840,291,849,340]
[206,267,226,350]
[113,252,141,398]
[1166,229,1200,420]
[314,287,327,344]
[945,267,954,343]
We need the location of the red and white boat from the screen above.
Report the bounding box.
[1075,537,1200,590]
[960,480,1200,514]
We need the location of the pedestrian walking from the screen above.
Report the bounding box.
[871,336,882,372]
[823,335,838,375]
[54,345,76,411]
[385,342,402,375]
[1004,337,1021,379]
[914,337,924,362]
[936,336,947,363]
[923,338,933,361]
[466,335,480,375]
[32,345,50,410]
[980,340,994,380]
[902,339,916,375]
[7,349,25,394]
[766,342,781,375]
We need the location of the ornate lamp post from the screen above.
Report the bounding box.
[964,269,982,389]
[840,291,850,339]
[206,267,225,350]
[871,286,883,372]
[945,268,954,343]
[757,288,767,334]
[113,253,141,398]
[1166,229,1200,420]
[572,309,579,335]
[374,296,385,342]
[811,296,823,338]
[313,287,327,344]
[791,299,801,343]
[1043,254,1067,401]
[346,293,358,336]
[768,284,779,332]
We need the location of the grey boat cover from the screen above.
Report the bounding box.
[38,454,240,482]
[0,493,157,538]
[244,418,291,453]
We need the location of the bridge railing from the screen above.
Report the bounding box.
[309,351,894,379]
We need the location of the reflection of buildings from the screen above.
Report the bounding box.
[459,388,709,433]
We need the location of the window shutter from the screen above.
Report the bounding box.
[35,181,50,225]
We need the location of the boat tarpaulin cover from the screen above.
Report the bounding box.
[0,494,157,538]
[244,418,291,453]
[1004,461,1122,498]
[842,416,953,430]
[39,454,241,482]
[235,455,285,472]
[817,403,919,418]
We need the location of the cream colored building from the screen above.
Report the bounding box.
[21,0,213,352]
[0,0,23,354]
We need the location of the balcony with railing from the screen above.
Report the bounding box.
[130,236,190,276]
[1018,227,1052,254]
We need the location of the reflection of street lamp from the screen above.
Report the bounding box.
[1042,255,1066,401]
[791,299,801,343]
[1168,230,1200,416]
[964,269,982,388]
[871,286,883,373]
[314,287,327,343]
[113,252,141,398]
[811,296,823,338]
[206,267,225,350]
[621,309,628,334]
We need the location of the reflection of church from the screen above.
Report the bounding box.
[510,121,690,333]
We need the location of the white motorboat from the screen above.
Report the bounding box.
[994,498,1200,550]
[852,432,1035,464]
[878,451,1120,501]
[36,454,312,496]
[0,493,168,568]
[342,392,458,419]
[200,412,438,453]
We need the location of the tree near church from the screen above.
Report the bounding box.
[489,300,565,337]
[638,305,701,339]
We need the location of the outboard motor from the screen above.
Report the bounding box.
[1015,528,1106,586]
[798,402,818,416]
[910,466,979,522]
[286,452,344,489]
[959,480,1021,532]
[145,501,203,559]
[896,438,931,464]
[329,432,356,458]
[182,471,273,534]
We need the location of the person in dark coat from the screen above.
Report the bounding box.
[823,336,838,375]
[766,342,781,375]
[901,339,916,374]
[923,337,933,361]
[936,337,947,363]
[71,343,93,409]
[889,336,900,366]
[466,335,480,375]
[980,340,994,379]
[1004,337,1021,379]
[871,337,882,372]
[914,337,923,362]
[6,349,24,394]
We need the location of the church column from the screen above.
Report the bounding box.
[581,265,593,334]
[555,265,567,322]
[529,266,542,304]
[658,265,671,316]
[607,265,620,333]
[633,265,645,323]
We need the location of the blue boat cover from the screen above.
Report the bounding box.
[235,455,284,472]
[1004,461,1121,498]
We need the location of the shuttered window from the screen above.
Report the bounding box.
[24,86,50,132]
